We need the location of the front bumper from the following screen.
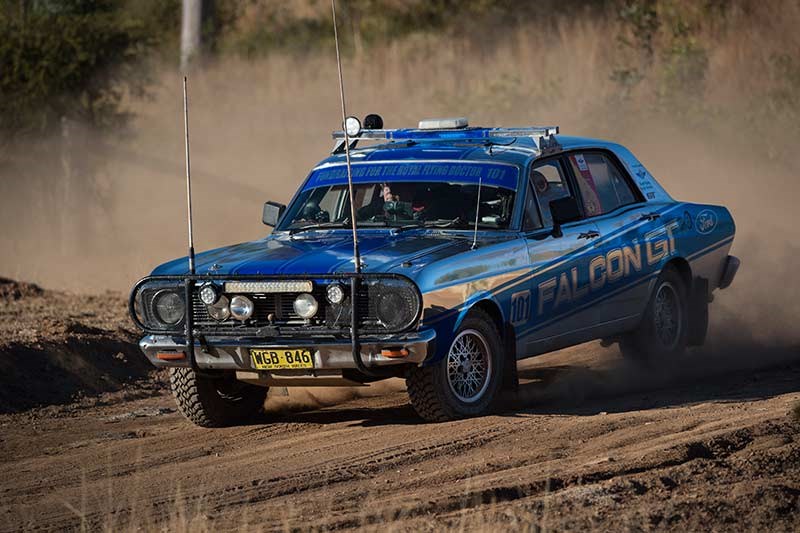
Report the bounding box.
[139,329,436,371]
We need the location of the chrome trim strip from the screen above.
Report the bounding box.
[687,236,734,262]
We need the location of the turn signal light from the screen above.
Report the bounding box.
[156,352,186,361]
[380,348,409,358]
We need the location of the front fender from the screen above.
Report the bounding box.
[421,292,508,365]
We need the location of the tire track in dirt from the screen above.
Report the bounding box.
[313,416,796,531]
[2,357,798,532]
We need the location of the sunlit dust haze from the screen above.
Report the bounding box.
[1,2,798,354]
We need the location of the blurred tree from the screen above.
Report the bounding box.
[0,0,176,255]
[0,0,172,144]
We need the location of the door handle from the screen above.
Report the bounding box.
[578,230,600,240]
[640,212,660,221]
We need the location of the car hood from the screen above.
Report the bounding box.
[150,231,475,277]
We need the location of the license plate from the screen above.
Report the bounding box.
[250,348,314,370]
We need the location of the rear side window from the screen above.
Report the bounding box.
[567,152,638,217]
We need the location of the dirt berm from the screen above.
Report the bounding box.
[0,278,158,413]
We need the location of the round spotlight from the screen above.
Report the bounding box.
[326,283,345,304]
[364,113,383,129]
[153,290,185,326]
[293,293,319,319]
[198,283,219,305]
[344,116,362,137]
[229,295,254,321]
[207,295,230,321]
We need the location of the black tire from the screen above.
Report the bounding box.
[406,308,506,422]
[620,266,689,362]
[170,368,267,428]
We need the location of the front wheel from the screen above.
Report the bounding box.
[406,309,506,422]
[620,266,689,362]
[170,368,267,428]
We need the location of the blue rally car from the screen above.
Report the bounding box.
[130,117,739,426]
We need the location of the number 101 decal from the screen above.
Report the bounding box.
[510,290,531,326]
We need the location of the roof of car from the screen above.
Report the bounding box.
[315,135,621,170]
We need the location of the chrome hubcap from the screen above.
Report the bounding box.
[446,329,492,403]
[654,282,681,349]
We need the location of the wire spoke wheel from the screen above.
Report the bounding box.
[653,282,681,349]
[446,329,493,403]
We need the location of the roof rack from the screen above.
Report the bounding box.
[331,125,560,154]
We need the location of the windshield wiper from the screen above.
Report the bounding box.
[391,217,463,234]
[288,221,349,235]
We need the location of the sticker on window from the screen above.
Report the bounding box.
[574,154,589,172]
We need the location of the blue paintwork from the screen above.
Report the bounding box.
[151,133,736,366]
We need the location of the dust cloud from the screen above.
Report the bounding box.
[0,4,798,397]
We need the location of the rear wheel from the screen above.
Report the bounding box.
[170,368,267,428]
[407,309,506,422]
[620,266,689,361]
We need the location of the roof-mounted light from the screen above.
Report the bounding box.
[418,117,469,130]
[331,124,561,154]
[344,116,362,137]
[363,114,383,129]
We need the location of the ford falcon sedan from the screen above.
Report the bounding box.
[130,117,739,426]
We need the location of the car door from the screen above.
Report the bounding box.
[564,150,654,323]
[517,156,604,356]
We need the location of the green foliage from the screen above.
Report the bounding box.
[0,0,173,141]
[617,0,660,62]
[611,0,710,111]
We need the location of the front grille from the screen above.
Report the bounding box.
[191,284,383,336]
[130,274,421,337]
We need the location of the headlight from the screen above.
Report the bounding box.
[293,293,319,318]
[373,281,419,331]
[326,283,345,304]
[207,295,230,321]
[152,290,185,325]
[199,283,220,305]
[229,295,254,321]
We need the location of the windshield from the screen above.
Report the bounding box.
[279,181,517,231]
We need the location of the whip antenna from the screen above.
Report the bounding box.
[331,0,361,273]
[182,76,196,275]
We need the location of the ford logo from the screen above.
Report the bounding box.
[695,209,718,235]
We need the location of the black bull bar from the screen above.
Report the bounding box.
[129,273,422,377]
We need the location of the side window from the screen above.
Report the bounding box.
[567,152,639,217]
[522,182,543,231]
[531,160,572,228]
[318,185,343,220]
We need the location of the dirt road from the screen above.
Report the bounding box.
[2,342,799,532]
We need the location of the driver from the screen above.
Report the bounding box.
[382,183,398,202]
[358,183,401,220]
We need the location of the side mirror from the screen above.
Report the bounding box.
[549,196,580,238]
[262,201,286,227]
